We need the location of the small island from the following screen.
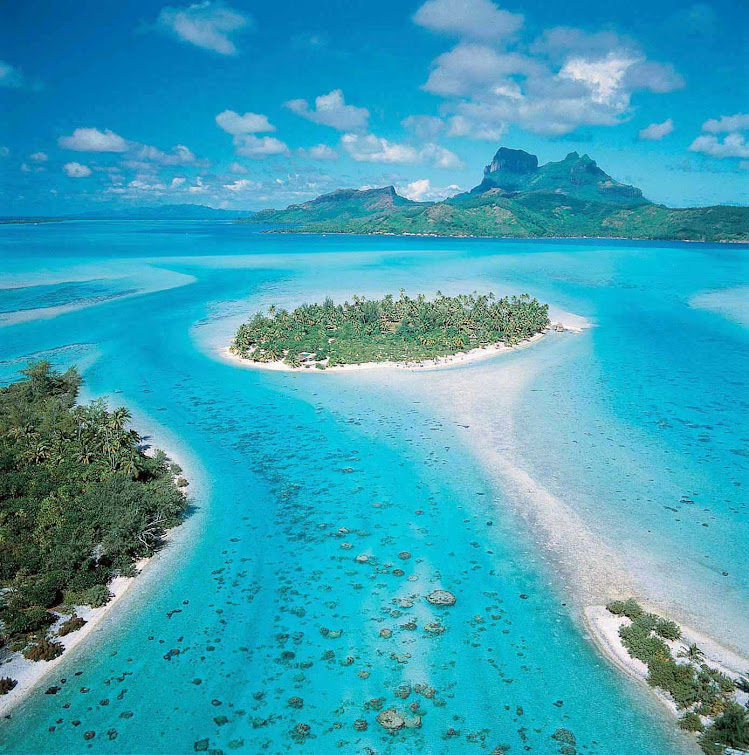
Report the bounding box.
[0,362,187,709]
[230,291,551,370]
[587,600,749,755]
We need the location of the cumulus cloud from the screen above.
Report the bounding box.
[224,178,260,191]
[402,115,446,141]
[63,162,92,178]
[702,113,749,134]
[285,90,369,131]
[216,110,275,134]
[155,2,251,55]
[132,143,205,165]
[689,133,749,159]
[418,19,685,137]
[29,152,48,162]
[413,0,523,41]
[59,128,129,152]
[398,178,462,201]
[233,134,289,158]
[170,177,187,188]
[298,144,338,160]
[229,161,249,173]
[688,113,749,161]
[341,133,462,168]
[638,118,674,141]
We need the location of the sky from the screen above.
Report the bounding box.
[1,0,748,215]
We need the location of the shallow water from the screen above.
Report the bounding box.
[0,221,746,754]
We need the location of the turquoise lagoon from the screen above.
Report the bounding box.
[0,221,746,754]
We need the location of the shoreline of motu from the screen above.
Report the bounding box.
[220,319,584,374]
[0,446,191,719]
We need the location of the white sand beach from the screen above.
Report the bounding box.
[220,317,585,374]
[0,448,192,718]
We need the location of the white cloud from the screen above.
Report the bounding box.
[702,114,749,134]
[0,60,23,88]
[29,151,48,162]
[688,113,749,161]
[59,128,129,152]
[418,21,685,138]
[398,178,462,201]
[132,143,204,165]
[447,112,506,141]
[299,144,338,160]
[63,162,92,178]
[170,177,187,188]
[638,118,674,141]
[129,178,167,191]
[413,0,523,41]
[341,133,463,168]
[420,143,465,169]
[285,90,369,131]
[216,110,275,134]
[342,134,420,164]
[0,146,9,158]
[229,161,248,173]
[233,134,289,158]
[223,178,260,192]
[155,2,251,55]
[189,176,206,193]
[689,133,749,159]
[402,115,445,141]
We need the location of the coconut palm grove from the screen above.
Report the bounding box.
[231,291,551,368]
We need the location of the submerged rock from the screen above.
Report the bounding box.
[426,590,456,606]
[376,709,405,731]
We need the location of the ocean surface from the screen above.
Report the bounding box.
[0,221,746,755]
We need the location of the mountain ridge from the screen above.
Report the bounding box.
[239,147,749,243]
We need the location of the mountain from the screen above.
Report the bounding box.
[239,148,749,243]
[249,186,419,225]
[70,204,255,220]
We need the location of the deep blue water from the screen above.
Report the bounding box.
[0,221,746,755]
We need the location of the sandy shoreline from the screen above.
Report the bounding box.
[220,319,583,374]
[0,447,191,719]
[584,605,749,719]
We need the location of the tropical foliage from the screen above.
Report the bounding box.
[606,601,747,754]
[0,362,186,654]
[232,291,550,368]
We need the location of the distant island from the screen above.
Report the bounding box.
[230,291,550,370]
[0,362,187,706]
[0,204,254,223]
[239,147,749,243]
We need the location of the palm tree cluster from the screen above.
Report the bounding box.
[232,290,550,367]
[0,362,186,650]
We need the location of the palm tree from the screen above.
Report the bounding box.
[678,643,705,664]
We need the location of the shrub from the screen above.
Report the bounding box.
[23,638,64,662]
[58,615,86,637]
[0,677,18,695]
[647,658,699,709]
[679,712,704,732]
[64,584,111,609]
[619,622,671,665]
[606,598,643,620]
[699,703,749,751]
[655,618,681,641]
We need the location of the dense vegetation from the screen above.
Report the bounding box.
[239,149,749,243]
[232,291,550,368]
[0,362,186,659]
[606,600,749,754]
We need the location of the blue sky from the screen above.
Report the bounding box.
[2,0,747,214]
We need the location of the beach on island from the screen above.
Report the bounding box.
[0,444,195,719]
[220,317,585,374]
